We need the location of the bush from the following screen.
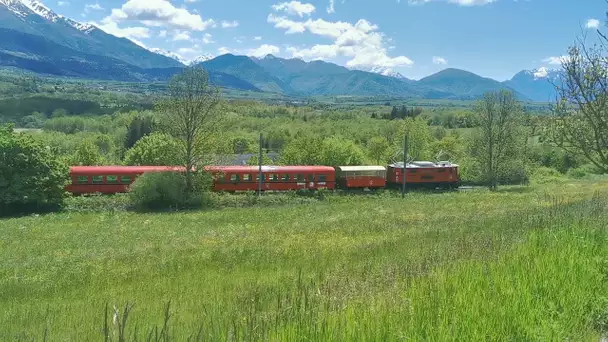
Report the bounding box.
[566,164,604,179]
[530,166,564,184]
[128,171,212,211]
[124,133,180,166]
[0,124,69,215]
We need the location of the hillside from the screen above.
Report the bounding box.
[503,69,562,102]
[418,68,528,100]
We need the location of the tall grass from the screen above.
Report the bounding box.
[1,180,607,341]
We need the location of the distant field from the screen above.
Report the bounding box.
[1,180,607,340]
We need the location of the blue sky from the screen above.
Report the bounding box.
[49,0,606,80]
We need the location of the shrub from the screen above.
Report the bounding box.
[124,133,180,166]
[0,124,69,215]
[530,166,564,184]
[128,171,212,211]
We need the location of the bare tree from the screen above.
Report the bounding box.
[157,67,222,192]
[474,90,524,190]
[549,19,608,172]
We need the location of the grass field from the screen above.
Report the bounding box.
[1,181,608,341]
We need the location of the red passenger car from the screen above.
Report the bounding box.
[335,166,386,189]
[387,161,460,189]
[67,166,185,194]
[205,166,336,192]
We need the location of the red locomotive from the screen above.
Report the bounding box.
[67,162,460,195]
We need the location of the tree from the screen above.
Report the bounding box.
[70,139,102,166]
[549,19,608,172]
[280,135,323,165]
[0,124,69,215]
[124,113,156,150]
[367,137,392,165]
[396,117,433,161]
[319,137,368,166]
[157,67,223,192]
[473,90,524,190]
[124,133,180,166]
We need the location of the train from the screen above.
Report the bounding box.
[66,161,461,195]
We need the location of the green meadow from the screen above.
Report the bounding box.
[1,180,608,341]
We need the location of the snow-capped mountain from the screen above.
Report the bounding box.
[149,48,187,65]
[503,68,563,102]
[189,54,214,66]
[352,65,409,80]
[0,0,182,69]
[1,0,93,32]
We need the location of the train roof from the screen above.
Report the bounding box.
[336,166,386,172]
[205,165,335,173]
[389,161,459,169]
[70,166,185,175]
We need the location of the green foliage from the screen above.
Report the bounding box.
[530,166,564,184]
[0,124,69,215]
[398,117,433,160]
[280,135,323,165]
[246,153,274,166]
[319,136,368,166]
[124,113,156,150]
[124,133,180,166]
[366,136,392,164]
[70,139,103,166]
[128,171,212,211]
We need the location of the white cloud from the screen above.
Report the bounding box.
[84,3,103,13]
[271,1,316,17]
[586,18,601,29]
[203,33,214,44]
[327,0,335,13]
[105,0,215,31]
[221,20,239,28]
[218,47,231,55]
[269,16,413,70]
[91,21,150,47]
[408,0,495,5]
[173,30,191,41]
[533,67,549,79]
[248,44,281,57]
[432,56,447,65]
[543,55,571,65]
[158,30,167,37]
[57,1,69,6]
[253,36,262,41]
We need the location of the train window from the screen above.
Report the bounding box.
[77,176,89,184]
[297,174,305,182]
[243,174,251,181]
[120,176,132,184]
[408,169,417,174]
[307,174,314,182]
[282,174,290,181]
[92,176,104,184]
[230,174,240,182]
[438,168,446,173]
[107,175,118,184]
[318,174,327,182]
[269,174,279,182]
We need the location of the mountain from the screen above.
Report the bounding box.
[0,0,182,69]
[503,68,562,102]
[198,54,292,93]
[189,54,214,66]
[149,48,187,66]
[418,68,528,100]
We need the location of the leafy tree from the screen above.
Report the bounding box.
[51,108,68,118]
[0,124,69,215]
[70,139,102,166]
[472,90,524,190]
[280,135,323,165]
[320,137,368,166]
[124,133,180,166]
[157,67,223,192]
[549,18,608,172]
[124,113,156,150]
[246,153,274,166]
[397,117,433,161]
[367,136,392,165]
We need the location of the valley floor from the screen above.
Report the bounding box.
[1,180,608,340]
